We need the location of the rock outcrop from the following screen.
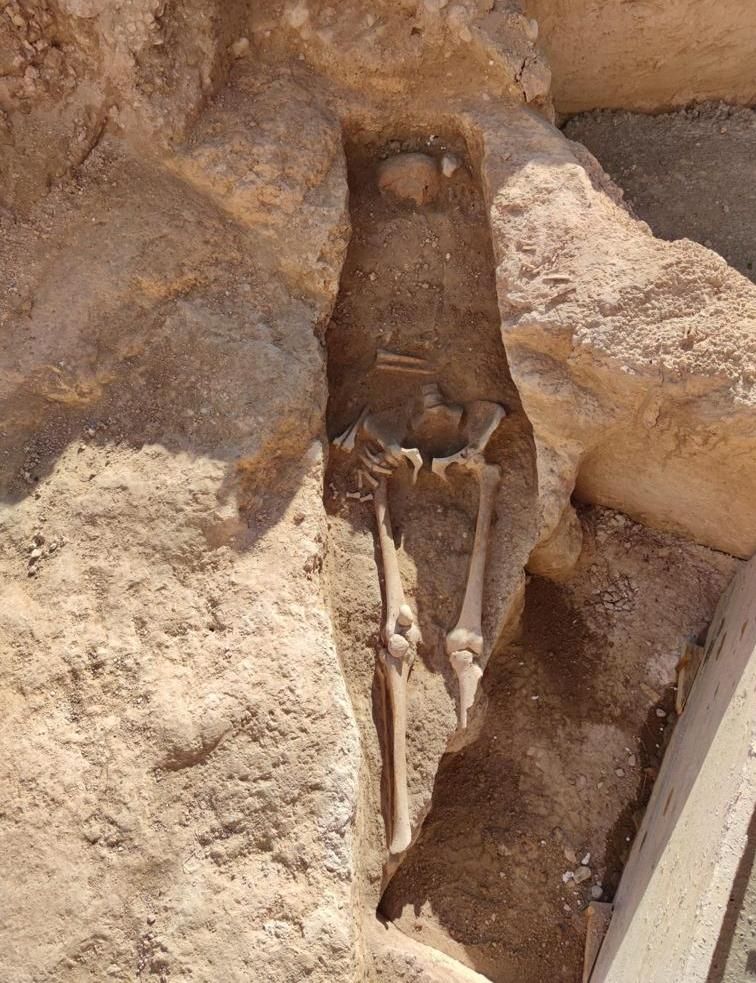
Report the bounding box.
[525,0,756,113]
[0,72,360,982]
[469,106,756,565]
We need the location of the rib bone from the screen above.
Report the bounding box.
[375,350,435,375]
[374,476,420,854]
[432,402,505,728]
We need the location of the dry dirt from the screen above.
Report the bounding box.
[564,103,756,284]
[380,508,738,982]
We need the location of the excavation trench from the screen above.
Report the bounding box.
[323,125,536,907]
[322,123,741,983]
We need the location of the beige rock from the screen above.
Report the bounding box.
[471,105,756,560]
[0,75,359,983]
[525,0,756,113]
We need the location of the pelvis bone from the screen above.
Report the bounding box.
[332,385,506,852]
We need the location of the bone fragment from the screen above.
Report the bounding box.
[360,452,393,476]
[431,402,505,483]
[400,447,423,484]
[375,363,436,376]
[376,349,430,364]
[446,461,500,669]
[375,348,434,374]
[374,477,420,854]
[397,603,414,627]
[333,406,368,452]
[358,467,379,489]
[450,651,483,730]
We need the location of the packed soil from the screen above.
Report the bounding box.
[380,507,738,982]
[564,103,756,284]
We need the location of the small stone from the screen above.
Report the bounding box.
[147,914,156,925]
[231,36,249,58]
[573,865,591,884]
[441,153,460,178]
[562,870,574,883]
[581,852,591,866]
[591,885,603,900]
[628,754,637,767]
[615,768,625,777]
[29,548,42,559]
[286,2,309,29]
[563,846,577,865]
[656,708,667,718]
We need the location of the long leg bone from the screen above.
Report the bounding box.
[374,476,421,854]
[432,402,506,728]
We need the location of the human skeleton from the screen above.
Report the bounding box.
[333,356,506,853]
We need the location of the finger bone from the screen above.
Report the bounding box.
[333,406,368,452]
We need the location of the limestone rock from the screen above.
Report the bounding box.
[165,70,349,308]
[526,0,756,113]
[0,74,359,983]
[473,105,756,561]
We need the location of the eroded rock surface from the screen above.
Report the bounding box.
[0,74,359,983]
[473,106,756,562]
[525,0,756,113]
